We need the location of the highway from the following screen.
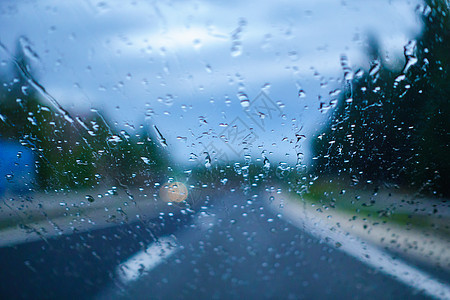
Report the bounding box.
[1,187,447,299]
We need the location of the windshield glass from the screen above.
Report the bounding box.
[0,0,449,299]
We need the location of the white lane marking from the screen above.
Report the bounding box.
[269,197,450,300]
[116,236,178,283]
[115,211,217,284]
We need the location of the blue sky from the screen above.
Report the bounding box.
[0,0,423,166]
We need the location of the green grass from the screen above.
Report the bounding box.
[286,179,440,231]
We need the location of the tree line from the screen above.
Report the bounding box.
[312,0,449,197]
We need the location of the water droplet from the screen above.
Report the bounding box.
[108,135,121,143]
[21,86,29,96]
[225,95,231,105]
[262,82,271,92]
[355,69,364,78]
[262,157,270,170]
[329,89,341,97]
[237,92,250,108]
[193,39,202,49]
[85,195,95,203]
[298,89,306,98]
[204,152,211,168]
[230,19,246,57]
[141,157,151,165]
[276,162,290,179]
[296,152,304,164]
[231,43,242,57]
[340,54,353,81]
[96,1,110,12]
[189,153,198,161]
[403,40,418,73]
[234,162,242,175]
[369,60,381,77]
[393,74,407,88]
[159,94,173,107]
[288,51,299,61]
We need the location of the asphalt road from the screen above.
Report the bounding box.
[0,189,438,299]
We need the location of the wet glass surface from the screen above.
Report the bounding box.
[0,0,449,299]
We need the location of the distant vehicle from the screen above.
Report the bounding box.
[0,141,35,194]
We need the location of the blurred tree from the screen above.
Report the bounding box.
[0,39,84,190]
[312,0,449,196]
[0,40,168,191]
